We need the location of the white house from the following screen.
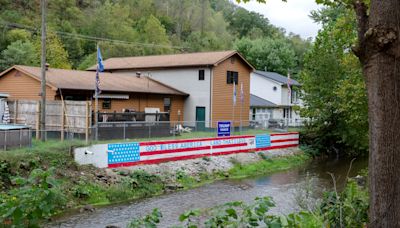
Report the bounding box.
[250,70,303,127]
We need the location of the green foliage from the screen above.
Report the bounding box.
[0,168,66,227]
[0,32,72,70]
[0,40,38,70]
[229,154,310,178]
[0,160,12,191]
[141,15,172,54]
[104,171,164,203]
[128,208,163,228]
[33,33,72,69]
[175,170,197,188]
[234,37,297,75]
[132,178,368,227]
[300,6,368,156]
[319,180,369,227]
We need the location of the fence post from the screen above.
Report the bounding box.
[61,101,65,141]
[13,100,18,124]
[85,101,90,144]
[4,130,7,150]
[19,129,22,148]
[148,123,151,139]
[35,101,40,140]
[123,122,126,140]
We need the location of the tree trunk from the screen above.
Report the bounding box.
[354,0,400,226]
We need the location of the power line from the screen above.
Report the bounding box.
[0,20,190,50]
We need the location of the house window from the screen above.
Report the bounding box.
[283,108,292,119]
[198,70,205,80]
[252,108,256,120]
[291,90,298,104]
[164,98,171,112]
[102,99,111,109]
[273,86,277,91]
[226,71,238,84]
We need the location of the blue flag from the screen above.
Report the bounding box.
[97,47,104,72]
[96,46,103,95]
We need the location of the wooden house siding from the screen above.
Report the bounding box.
[96,94,184,122]
[0,69,56,100]
[212,55,251,127]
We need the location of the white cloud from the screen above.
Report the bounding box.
[235,0,322,38]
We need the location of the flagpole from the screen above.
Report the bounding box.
[95,43,99,141]
[287,69,291,127]
[232,81,235,135]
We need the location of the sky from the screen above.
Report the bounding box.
[235,0,322,39]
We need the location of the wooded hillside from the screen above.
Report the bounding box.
[0,0,311,75]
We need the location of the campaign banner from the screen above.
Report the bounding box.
[107,132,299,168]
[217,121,231,137]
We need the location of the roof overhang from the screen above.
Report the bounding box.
[94,94,130,99]
[214,51,255,70]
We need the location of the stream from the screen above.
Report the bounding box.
[48,157,367,228]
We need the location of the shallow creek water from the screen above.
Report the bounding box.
[48,157,367,228]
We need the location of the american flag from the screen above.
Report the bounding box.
[96,46,104,95]
[108,143,140,164]
[95,71,101,95]
[106,133,299,168]
[287,71,292,100]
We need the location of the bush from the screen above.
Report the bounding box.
[106,171,164,203]
[128,208,162,228]
[320,180,369,227]
[0,168,66,227]
[130,179,368,227]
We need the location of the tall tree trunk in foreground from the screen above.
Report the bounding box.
[353,0,400,226]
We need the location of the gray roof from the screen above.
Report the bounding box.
[250,94,277,107]
[254,70,301,86]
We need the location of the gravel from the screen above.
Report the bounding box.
[109,147,303,177]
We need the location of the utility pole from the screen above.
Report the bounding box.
[40,0,47,141]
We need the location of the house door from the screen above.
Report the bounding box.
[195,107,206,131]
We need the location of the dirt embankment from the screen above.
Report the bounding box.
[105,148,304,186]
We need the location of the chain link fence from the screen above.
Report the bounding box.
[0,119,305,149]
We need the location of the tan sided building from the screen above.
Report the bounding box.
[0,65,187,122]
[88,50,254,128]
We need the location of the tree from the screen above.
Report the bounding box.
[0,40,38,71]
[300,6,368,156]
[234,37,297,75]
[141,15,173,55]
[351,1,400,226]
[240,0,400,225]
[33,33,72,69]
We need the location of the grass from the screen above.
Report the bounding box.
[228,153,310,179]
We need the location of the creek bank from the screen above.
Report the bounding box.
[0,141,308,226]
[107,147,306,190]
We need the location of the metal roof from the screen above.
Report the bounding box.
[250,94,277,107]
[87,50,255,71]
[254,70,301,86]
[0,66,188,96]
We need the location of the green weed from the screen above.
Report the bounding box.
[229,154,310,178]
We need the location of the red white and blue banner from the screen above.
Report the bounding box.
[107,132,299,168]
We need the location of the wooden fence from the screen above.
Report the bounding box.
[8,100,92,138]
